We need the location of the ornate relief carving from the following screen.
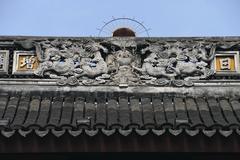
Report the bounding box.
[132,41,216,86]
[34,40,110,85]
[31,38,220,86]
[1,37,238,87]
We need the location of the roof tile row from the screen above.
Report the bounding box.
[1,93,240,137]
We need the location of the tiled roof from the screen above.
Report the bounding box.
[1,92,240,138]
[1,36,240,140]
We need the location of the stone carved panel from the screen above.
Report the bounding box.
[30,38,220,87]
[2,37,239,87]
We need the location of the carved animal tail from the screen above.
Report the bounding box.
[141,47,149,54]
[34,43,45,62]
[99,45,108,53]
[208,45,216,60]
[132,66,144,73]
[203,68,215,79]
[201,45,216,62]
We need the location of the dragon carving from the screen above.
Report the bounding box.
[32,39,218,87]
[132,42,216,86]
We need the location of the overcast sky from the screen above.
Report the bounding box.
[0,0,240,37]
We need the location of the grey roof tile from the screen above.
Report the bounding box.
[219,99,239,125]
[11,96,30,128]
[48,97,63,127]
[174,97,189,127]
[141,98,154,128]
[152,97,166,127]
[0,92,239,137]
[3,96,19,123]
[185,98,202,127]
[35,97,51,128]
[118,97,130,129]
[72,97,84,127]
[195,97,214,128]
[107,99,119,129]
[163,97,175,126]
[59,97,74,127]
[95,98,107,129]
[129,97,142,128]
[23,96,40,128]
[0,96,8,118]
[207,98,228,127]
[230,99,240,121]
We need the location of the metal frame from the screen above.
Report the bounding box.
[0,50,9,74]
[211,51,240,75]
[98,17,150,37]
[12,51,37,75]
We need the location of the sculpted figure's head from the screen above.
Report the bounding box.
[116,50,133,66]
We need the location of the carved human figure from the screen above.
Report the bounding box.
[163,42,184,58]
[107,48,139,84]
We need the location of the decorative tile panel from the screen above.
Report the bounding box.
[12,51,39,75]
[212,51,240,74]
[0,50,9,74]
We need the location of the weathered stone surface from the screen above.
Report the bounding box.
[0,36,240,87]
